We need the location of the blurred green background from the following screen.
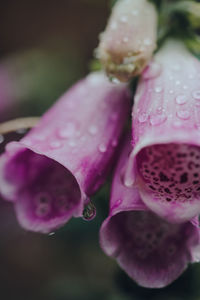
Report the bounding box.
[1,0,200,299]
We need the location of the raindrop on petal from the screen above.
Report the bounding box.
[0,134,4,144]
[58,123,76,139]
[143,62,161,80]
[88,125,98,135]
[82,201,96,221]
[50,141,62,149]
[138,113,148,123]
[99,144,107,153]
[177,110,190,120]
[175,95,187,105]
[193,90,200,100]
[150,114,167,126]
[154,86,163,93]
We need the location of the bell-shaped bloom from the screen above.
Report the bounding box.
[100,135,200,288]
[97,0,158,82]
[0,72,131,233]
[125,39,200,223]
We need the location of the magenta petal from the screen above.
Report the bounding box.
[100,135,200,288]
[126,39,200,223]
[0,72,131,233]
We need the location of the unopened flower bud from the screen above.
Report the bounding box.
[97,0,158,82]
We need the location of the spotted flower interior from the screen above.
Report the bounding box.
[136,143,200,222]
[102,210,196,288]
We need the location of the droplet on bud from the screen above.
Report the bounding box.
[82,201,96,221]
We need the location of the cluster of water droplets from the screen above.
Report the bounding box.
[135,60,200,129]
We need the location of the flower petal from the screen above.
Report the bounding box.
[0,72,131,233]
[100,134,200,288]
[126,39,200,223]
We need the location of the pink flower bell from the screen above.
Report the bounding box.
[100,135,200,288]
[0,72,131,233]
[125,39,200,223]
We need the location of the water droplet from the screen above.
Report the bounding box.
[49,232,55,236]
[88,125,98,135]
[131,9,139,16]
[50,141,62,149]
[68,140,76,147]
[143,38,152,46]
[157,107,163,114]
[189,74,194,79]
[172,64,181,71]
[16,128,27,134]
[177,110,190,120]
[112,139,118,147]
[82,201,96,221]
[111,22,117,30]
[193,90,200,100]
[183,85,188,90]
[111,77,120,84]
[120,15,128,23]
[143,62,161,80]
[175,80,181,86]
[99,144,107,153]
[123,37,129,43]
[150,114,167,126]
[138,113,148,123]
[0,134,4,144]
[175,95,187,105]
[169,90,174,94]
[58,123,76,139]
[154,86,163,93]
[124,177,134,187]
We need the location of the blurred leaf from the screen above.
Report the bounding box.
[184,33,200,57]
[89,59,102,72]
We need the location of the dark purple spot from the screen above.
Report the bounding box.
[164,188,171,194]
[180,173,188,184]
[166,197,172,202]
[159,172,169,182]
[149,185,156,191]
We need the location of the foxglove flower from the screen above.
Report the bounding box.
[125,39,200,223]
[100,135,200,288]
[97,0,158,82]
[0,72,130,233]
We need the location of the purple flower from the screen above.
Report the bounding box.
[100,134,200,288]
[0,72,131,233]
[124,39,200,223]
[97,0,158,82]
